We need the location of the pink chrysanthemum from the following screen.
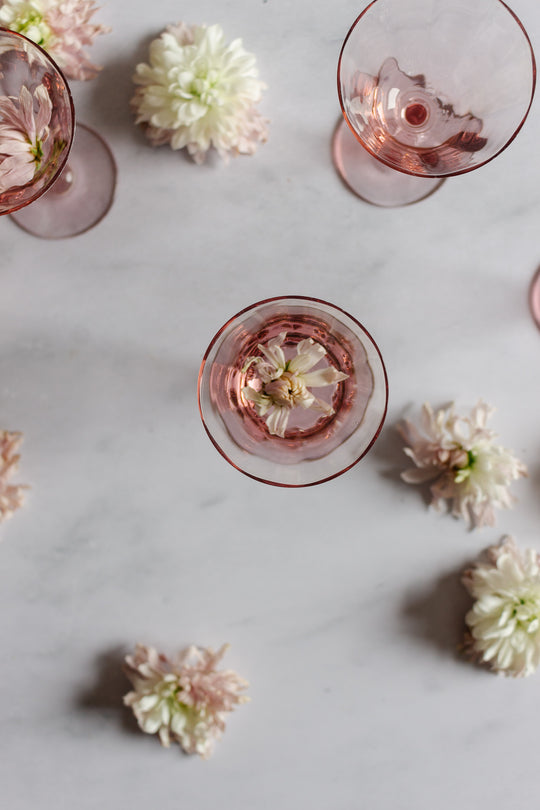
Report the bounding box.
[0,0,110,81]
[131,23,268,164]
[0,430,27,522]
[398,400,527,529]
[123,643,249,758]
[463,537,540,677]
[0,83,52,192]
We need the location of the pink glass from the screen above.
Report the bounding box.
[198,296,388,487]
[334,0,536,206]
[529,267,540,331]
[0,28,74,215]
[0,28,116,238]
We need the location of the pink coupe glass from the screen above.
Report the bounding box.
[198,296,388,487]
[334,0,536,206]
[0,28,115,237]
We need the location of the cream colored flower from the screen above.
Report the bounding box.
[398,401,527,529]
[0,430,27,523]
[123,643,249,758]
[242,332,349,438]
[0,0,110,81]
[463,537,540,677]
[131,22,268,164]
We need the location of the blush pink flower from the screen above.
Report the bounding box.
[0,430,27,523]
[398,401,527,529]
[463,537,540,677]
[0,82,52,192]
[0,0,110,81]
[123,643,249,758]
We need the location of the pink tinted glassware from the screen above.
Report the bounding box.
[0,28,116,238]
[198,296,388,487]
[334,0,536,207]
[529,267,540,331]
[0,28,74,215]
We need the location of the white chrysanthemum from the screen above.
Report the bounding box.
[463,537,540,677]
[398,401,527,529]
[241,332,349,438]
[123,643,249,759]
[0,0,51,46]
[131,22,268,163]
[0,0,109,80]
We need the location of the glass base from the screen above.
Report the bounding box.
[10,123,116,238]
[332,119,444,207]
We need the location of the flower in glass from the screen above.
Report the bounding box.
[0,0,110,80]
[0,83,52,192]
[241,331,349,438]
[131,22,268,164]
[123,643,249,758]
[0,430,26,523]
[398,400,527,529]
[463,536,540,677]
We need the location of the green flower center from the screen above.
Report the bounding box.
[453,449,477,483]
[510,594,540,632]
[30,138,43,164]
[9,10,51,47]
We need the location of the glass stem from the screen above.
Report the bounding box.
[51,163,74,195]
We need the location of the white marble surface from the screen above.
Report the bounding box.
[1,1,540,807]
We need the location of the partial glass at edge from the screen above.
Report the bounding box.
[0,28,74,215]
[0,28,116,238]
[334,0,536,207]
[198,296,388,487]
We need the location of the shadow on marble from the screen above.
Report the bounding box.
[75,645,140,735]
[86,32,199,165]
[86,34,157,146]
[400,561,475,663]
[371,411,433,507]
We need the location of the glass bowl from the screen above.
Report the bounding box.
[198,296,388,486]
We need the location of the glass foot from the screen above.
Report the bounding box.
[10,123,116,238]
[332,118,444,207]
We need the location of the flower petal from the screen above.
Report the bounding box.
[301,367,349,388]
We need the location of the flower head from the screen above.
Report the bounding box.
[0,0,110,80]
[463,537,540,677]
[0,82,52,192]
[398,400,527,529]
[131,22,268,164]
[241,332,349,438]
[0,430,27,523]
[123,643,249,758]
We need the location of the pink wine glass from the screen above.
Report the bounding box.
[198,296,388,487]
[0,28,115,237]
[334,0,536,207]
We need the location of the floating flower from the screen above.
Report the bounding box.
[0,0,110,81]
[242,332,349,438]
[0,83,52,192]
[0,430,27,523]
[123,643,249,759]
[398,400,527,529]
[463,537,540,677]
[131,22,268,164]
